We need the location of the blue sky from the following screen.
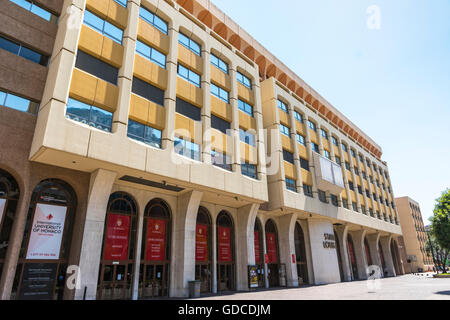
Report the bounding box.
[212,0,450,224]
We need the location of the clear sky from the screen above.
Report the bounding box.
[212,0,450,224]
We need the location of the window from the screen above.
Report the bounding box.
[373,193,377,201]
[300,157,309,171]
[303,184,313,197]
[335,156,341,165]
[0,36,48,66]
[136,40,166,68]
[283,150,294,164]
[324,150,331,160]
[139,7,168,34]
[349,182,354,191]
[176,98,201,121]
[318,190,328,203]
[332,136,338,146]
[330,194,339,207]
[75,50,118,85]
[366,189,370,197]
[241,162,257,179]
[239,129,255,147]
[311,142,319,153]
[66,98,112,132]
[277,100,288,113]
[132,77,165,106]
[83,10,123,44]
[114,0,127,7]
[210,83,229,103]
[179,33,201,56]
[362,171,367,179]
[350,149,356,158]
[345,161,350,170]
[321,129,328,140]
[280,124,290,137]
[210,53,228,74]
[211,115,230,135]
[341,143,348,152]
[174,137,200,161]
[286,178,296,192]
[211,150,232,171]
[296,134,305,146]
[359,154,364,162]
[294,111,303,122]
[308,120,317,132]
[361,205,366,215]
[127,120,162,148]
[237,72,251,89]
[354,168,359,175]
[357,186,363,195]
[238,99,253,117]
[352,202,358,212]
[177,64,201,87]
[0,89,39,114]
[342,199,349,209]
[10,0,57,22]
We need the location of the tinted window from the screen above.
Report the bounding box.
[238,99,253,117]
[283,150,294,164]
[132,77,165,106]
[179,33,201,56]
[210,83,229,103]
[84,10,123,44]
[127,120,162,148]
[136,40,166,68]
[277,100,288,113]
[210,53,228,74]
[66,98,112,132]
[211,114,230,135]
[176,98,201,121]
[239,129,256,147]
[75,50,118,85]
[300,157,309,171]
[237,72,251,89]
[178,64,201,87]
[0,89,39,114]
[10,0,56,22]
[139,7,168,34]
[0,36,48,66]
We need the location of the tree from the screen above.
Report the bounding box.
[429,189,450,273]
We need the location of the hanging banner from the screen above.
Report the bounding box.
[0,198,6,225]
[266,232,278,263]
[218,226,232,262]
[104,214,130,261]
[195,224,208,262]
[26,204,67,260]
[254,231,261,264]
[146,219,166,261]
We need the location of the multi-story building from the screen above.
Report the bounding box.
[0,0,403,300]
[395,197,433,272]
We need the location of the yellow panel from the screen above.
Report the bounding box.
[137,19,170,54]
[107,0,128,29]
[298,145,308,159]
[178,44,203,75]
[78,25,103,59]
[323,140,330,151]
[69,69,97,105]
[344,153,349,162]
[333,145,340,156]
[94,79,118,113]
[351,191,356,202]
[86,0,109,19]
[359,195,364,204]
[101,37,124,68]
[175,113,194,139]
[310,130,318,144]
[284,162,296,179]
[301,169,313,185]
[238,83,254,105]
[240,142,257,164]
[133,54,167,90]
[190,81,203,107]
[352,157,357,167]
[363,180,368,189]
[281,134,293,152]
[211,66,231,90]
[347,171,353,182]
[374,202,379,211]
[210,129,228,153]
[278,109,289,126]
[147,101,166,130]
[129,94,149,124]
[355,176,361,185]
[211,96,231,122]
[296,122,305,135]
[341,190,348,199]
[368,199,373,209]
[239,111,256,131]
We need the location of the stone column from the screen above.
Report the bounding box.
[201,40,211,164]
[362,158,376,217]
[337,138,352,209]
[235,204,259,291]
[304,117,318,199]
[334,225,352,282]
[229,66,241,172]
[171,190,203,297]
[277,213,299,287]
[131,199,145,300]
[253,78,266,180]
[356,154,369,215]
[74,169,117,300]
[367,233,382,271]
[349,230,368,280]
[211,215,217,293]
[287,106,303,193]
[379,235,396,277]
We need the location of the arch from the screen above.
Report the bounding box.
[216,210,235,292]
[229,34,241,51]
[195,206,212,293]
[265,219,280,287]
[295,222,309,284]
[253,217,265,287]
[197,10,212,28]
[213,22,228,40]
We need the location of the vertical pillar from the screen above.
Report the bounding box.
[253,77,266,180]
[171,190,203,297]
[235,204,259,291]
[74,169,117,300]
[278,213,299,287]
[211,215,217,293]
[229,66,241,172]
[379,235,396,277]
[201,40,211,164]
[287,106,303,193]
[350,230,369,280]
[334,225,352,282]
[337,138,352,208]
[131,201,144,300]
[367,233,382,271]
[304,116,318,199]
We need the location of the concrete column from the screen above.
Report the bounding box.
[0,186,32,300]
[277,213,299,287]
[162,22,180,150]
[287,106,303,193]
[349,230,369,280]
[356,155,369,215]
[336,138,352,209]
[334,225,352,282]
[362,158,376,217]
[379,235,396,277]
[235,204,259,291]
[229,67,241,172]
[74,169,117,300]
[304,117,318,198]
[171,190,203,297]
[211,216,217,293]
[260,222,269,289]
[317,125,325,157]
[131,201,145,300]
[253,80,266,179]
[367,233,382,272]
[201,41,211,164]
[350,165,362,213]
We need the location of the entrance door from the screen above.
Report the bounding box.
[347,234,359,280]
[217,211,235,292]
[98,192,137,300]
[295,223,309,285]
[139,199,171,298]
[265,219,280,287]
[195,207,211,293]
[254,218,265,288]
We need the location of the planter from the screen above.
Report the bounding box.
[433,274,450,278]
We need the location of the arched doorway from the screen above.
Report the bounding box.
[195,206,211,293]
[364,237,373,266]
[13,179,77,300]
[139,198,171,298]
[265,219,280,287]
[0,169,19,282]
[295,222,309,285]
[216,211,235,292]
[98,192,137,300]
[347,234,359,280]
[334,230,344,282]
[254,217,264,288]
[390,239,401,276]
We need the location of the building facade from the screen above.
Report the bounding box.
[0,0,402,300]
[395,197,433,273]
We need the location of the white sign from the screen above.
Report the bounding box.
[0,199,6,225]
[26,203,67,260]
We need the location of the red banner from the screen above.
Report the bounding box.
[145,219,166,261]
[348,240,356,265]
[104,214,130,261]
[218,227,232,262]
[254,231,261,264]
[266,232,278,263]
[196,224,208,262]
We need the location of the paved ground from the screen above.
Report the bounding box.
[193,274,450,300]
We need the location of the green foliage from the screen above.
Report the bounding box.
[431,189,450,251]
